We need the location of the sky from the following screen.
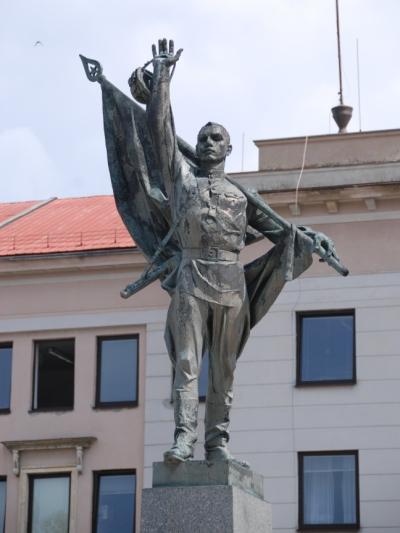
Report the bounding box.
[1,0,400,202]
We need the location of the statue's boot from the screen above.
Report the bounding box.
[204,396,249,468]
[164,395,198,464]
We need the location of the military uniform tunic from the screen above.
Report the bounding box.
[172,161,248,307]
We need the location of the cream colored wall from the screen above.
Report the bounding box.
[256,129,400,171]
[242,217,400,277]
[0,254,168,533]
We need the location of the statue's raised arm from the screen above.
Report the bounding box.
[143,39,183,195]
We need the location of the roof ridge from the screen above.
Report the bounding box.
[54,194,114,201]
[0,197,57,230]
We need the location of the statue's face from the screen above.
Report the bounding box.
[196,124,232,165]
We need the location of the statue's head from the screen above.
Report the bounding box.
[196,122,232,167]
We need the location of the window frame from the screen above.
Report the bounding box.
[296,309,356,386]
[27,472,71,533]
[0,343,12,414]
[92,469,137,533]
[95,334,139,409]
[298,450,360,530]
[0,476,6,533]
[31,338,75,412]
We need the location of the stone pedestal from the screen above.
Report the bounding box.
[141,460,272,533]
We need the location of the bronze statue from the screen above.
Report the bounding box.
[81,39,348,466]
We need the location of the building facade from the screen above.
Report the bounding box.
[1,129,400,532]
[0,198,153,532]
[142,129,400,533]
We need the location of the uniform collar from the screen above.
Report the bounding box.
[196,168,226,180]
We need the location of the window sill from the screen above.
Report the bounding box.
[29,408,74,414]
[298,524,360,531]
[0,408,11,415]
[93,402,138,410]
[296,379,356,387]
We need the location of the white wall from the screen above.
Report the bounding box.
[143,270,400,533]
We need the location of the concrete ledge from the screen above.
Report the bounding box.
[153,460,264,499]
[230,161,400,193]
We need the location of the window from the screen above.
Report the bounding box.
[96,336,138,408]
[28,474,70,533]
[0,344,12,412]
[93,471,136,533]
[297,310,355,385]
[298,451,359,529]
[0,478,6,533]
[32,339,75,411]
[199,351,209,401]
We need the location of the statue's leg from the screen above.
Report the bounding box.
[164,290,207,463]
[204,297,250,464]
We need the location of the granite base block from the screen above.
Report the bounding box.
[141,485,272,533]
[153,460,264,499]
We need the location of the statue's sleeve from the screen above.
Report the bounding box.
[246,201,287,244]
[146,62,183,197]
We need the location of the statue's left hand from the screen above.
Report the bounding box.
[312,231,339,262]
[152,38,183,67]
[298,226,339,262]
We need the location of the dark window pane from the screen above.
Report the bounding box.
[0,480,6,533]
[199,351,209,400]
[30,475,70,533]
[300,314,354,382]
[302,454,357,526]
[33,340,74,410]
[99,338,138,404]
[0,346,12,410]
[95,473,136,533]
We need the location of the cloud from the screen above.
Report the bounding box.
[1,0,400,200]
[0,128,61,201]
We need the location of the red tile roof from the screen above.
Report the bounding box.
[0,200,38,225]
[0,196,135,257]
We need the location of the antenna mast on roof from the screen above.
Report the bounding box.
[331,0,353,133]
[335,0,344,106]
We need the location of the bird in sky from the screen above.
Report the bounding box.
[34,41,43,46]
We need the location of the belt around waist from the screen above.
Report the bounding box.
[182,247,239,262]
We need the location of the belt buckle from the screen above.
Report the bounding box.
[207,248,218,259]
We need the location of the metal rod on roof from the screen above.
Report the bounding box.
[0,197,57,230]
[335,0,344,105]
[356,38,362,131]
[331,0,352,133]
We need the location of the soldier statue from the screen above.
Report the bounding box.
[80,39,347,466]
